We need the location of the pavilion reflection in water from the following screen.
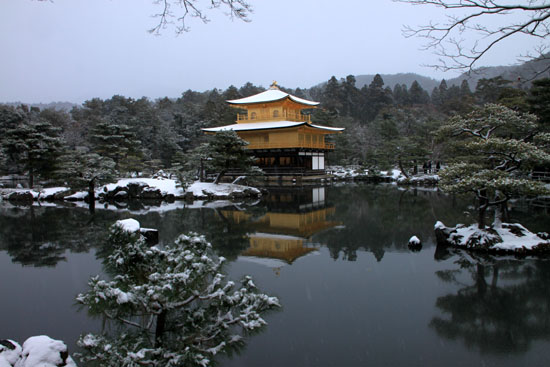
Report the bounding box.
[221,187,341,267]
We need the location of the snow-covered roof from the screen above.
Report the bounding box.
[227,89,319,106]
[202,121,344,133]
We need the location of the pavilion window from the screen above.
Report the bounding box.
[251,112,257,120]
[273,110,279,118]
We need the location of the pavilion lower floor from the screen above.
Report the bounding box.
[252,149,328,176]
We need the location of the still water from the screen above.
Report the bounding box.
[1,184,549,366]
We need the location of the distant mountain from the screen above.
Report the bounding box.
[354,73,441,92]
[2,101,79,111]
[323,55,550,94]
[447,56,550,89]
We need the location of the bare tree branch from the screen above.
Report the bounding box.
[396,0,550,72]
[149,0,252,35]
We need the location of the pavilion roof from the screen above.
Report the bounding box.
[202,121,344,133]
[227,88,319,106]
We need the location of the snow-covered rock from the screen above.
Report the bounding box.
[434,221,550,255]
[115,219,141,233]
[408,235,422,251]
[185,181,262,200]
[408,235,421,245]
[0,339,22,366]
[397,174,439,185]
[13,336,76,367]
[99,178,185,200]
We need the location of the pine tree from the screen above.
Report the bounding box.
[0,105,65,187]
[475,77,512,104]
[527,78,550,129]
[438,104,550,228]
[363,74,392,121]
[322,76,344,114]
[77,223,280,367]
[90,119,143,174]
[460,80,472,97]
[56,150,116,210]
[203,130,257,184]
[409,80,429,104]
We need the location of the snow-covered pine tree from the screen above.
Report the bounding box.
[438,104,550,229]
[76,222,280,367]
[89,119,143,174]
[0,105,65,187]
[203,130,257,184]
[56,149,116,208]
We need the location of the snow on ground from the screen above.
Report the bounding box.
[397,174,439,184]
[0,187,72,201]
[115,218,141,233]
[436,221,550,253]
[186,181,261,199]
[381,169,404,180]
[329,165,368,178]
[39,187,70,198]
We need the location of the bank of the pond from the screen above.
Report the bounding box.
[0,179,263,203]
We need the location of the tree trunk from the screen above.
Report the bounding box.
[29,167,34,188]
[398,158,409,179]
[478,202,489,229]
[214,170,226,184]
[477,189,488,229]
[88,179,96,214]
[154,310,167,348]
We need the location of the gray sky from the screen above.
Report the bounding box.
[0,0,539,103]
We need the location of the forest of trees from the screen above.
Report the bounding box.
[0,75,549,187]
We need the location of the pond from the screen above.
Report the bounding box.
[1,184,549,366]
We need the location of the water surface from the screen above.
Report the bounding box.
[1,184,549,366]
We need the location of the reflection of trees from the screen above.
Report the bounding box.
[0,205,117,266]
[316,185,472,261]
[77,225,279,367]
[431,251,550,354]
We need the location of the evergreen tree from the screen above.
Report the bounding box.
[203,130,257,184]
[363,74,392,121]
[77,223,280,367]
[322,76,344,114]
[0,105,65,187]
[409,80,430,104]
[90,119,143,174]
[56,150,116,211]
[393,84,410,105]
[475,77,512,104]
[239,82,264,97]
[527,78,550,129]
[460,80,472,96]
[342,75,361,117]
[438,104,550,228]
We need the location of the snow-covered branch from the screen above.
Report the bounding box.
[76,222,279,367]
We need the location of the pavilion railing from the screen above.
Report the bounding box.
[237,112,311,123]
[246,142,335,150]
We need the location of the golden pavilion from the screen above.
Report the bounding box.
[202,82,344,177]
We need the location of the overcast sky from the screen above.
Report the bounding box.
[0,0,539,103]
